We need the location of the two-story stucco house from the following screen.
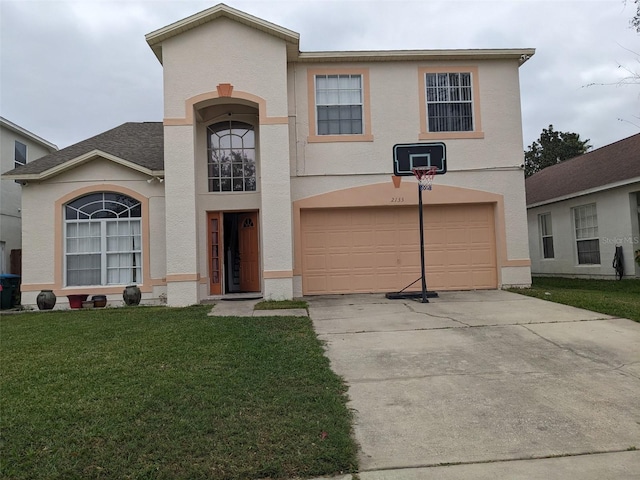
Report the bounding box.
[4,4,534,308]
[0,117,58,274]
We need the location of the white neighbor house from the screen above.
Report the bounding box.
[4,4,535,308]
[527,133,640,279]
[0,117,57,274]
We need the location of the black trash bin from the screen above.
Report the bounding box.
[0,274,21,309]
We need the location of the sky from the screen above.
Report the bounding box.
[1,0,639,153]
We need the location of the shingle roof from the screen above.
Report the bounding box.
[525,133,640,206]
[3,122,164,178]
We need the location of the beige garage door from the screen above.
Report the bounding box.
[301,204,497,295]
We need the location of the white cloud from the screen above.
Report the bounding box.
[1,0,638,149]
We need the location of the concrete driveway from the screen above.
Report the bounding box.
[307,290,640,479]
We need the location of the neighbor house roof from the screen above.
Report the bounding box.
[2,122,164,181]
[0,116,58,152]
[526,133,640,207]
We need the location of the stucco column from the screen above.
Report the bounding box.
[259,123,294,299]
[164,124,200,306]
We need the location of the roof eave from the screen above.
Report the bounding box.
[145,3,300,64]
[527,176,640,208]
[0,116,58,152]
[1,150,164,182]
[295,48,535,64]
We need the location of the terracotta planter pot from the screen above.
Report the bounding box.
[37,290,56,310]
[67,294,88,309]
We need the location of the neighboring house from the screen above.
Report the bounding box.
[3,4,534,308]
[526,133,640,279]
[0,117,57,274]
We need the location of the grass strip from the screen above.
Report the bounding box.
[508,277,640,322]
[254,300,308,310]
[0,306,357,479]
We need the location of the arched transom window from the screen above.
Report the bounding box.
[207,121,256,192]
[64,192,142,286]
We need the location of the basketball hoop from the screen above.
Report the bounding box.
[412,167,438,191]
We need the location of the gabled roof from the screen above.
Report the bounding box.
[145,3,300,63]
[0,116,58,152]
[526,133,640,207]
[2,122,164,181]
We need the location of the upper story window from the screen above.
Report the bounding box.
[426,72,473,132]
[316,74,363,135]
[573,203,600,265]
[538,213,554,259]
[207,121,256,192]
[419,67,483,140]
[307,68,373,143]
[14,141,27,168]
[64,192,142,286]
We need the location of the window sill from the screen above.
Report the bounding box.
[307,134,374,143]
[419,131,484,140]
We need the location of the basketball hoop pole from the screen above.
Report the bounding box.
[418,183,428,303]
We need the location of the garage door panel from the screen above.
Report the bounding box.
[301,205,497,294]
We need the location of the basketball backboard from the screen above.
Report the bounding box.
[393,143,446,176]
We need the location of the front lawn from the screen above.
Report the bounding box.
[0,306,357,479]
[509,277,640,322]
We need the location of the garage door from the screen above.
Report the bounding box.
[301,204,497,295]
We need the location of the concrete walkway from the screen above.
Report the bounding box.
[307,291,640,479]
[207,299,308,317]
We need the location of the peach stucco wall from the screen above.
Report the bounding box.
[289,57,531,293]
[160,16,293,303]
[19,158,167,308]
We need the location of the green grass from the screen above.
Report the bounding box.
[254,300,308,311]
[508,277,640,322]
[0,306,357,479]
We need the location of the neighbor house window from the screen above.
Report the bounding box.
[573,204,600,264]
[207,121,256,192]
[315,74,363,135]
[14,141,27,168]
[539,213,554,259]
[419,67,483,139]
[64,193,142,286]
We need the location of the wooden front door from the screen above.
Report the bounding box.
[238,212,260,292]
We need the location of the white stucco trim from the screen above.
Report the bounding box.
[527,176,640,209]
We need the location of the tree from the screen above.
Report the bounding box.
[524,125,592,177]
[630,0,640,32]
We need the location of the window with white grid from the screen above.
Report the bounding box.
[573,204,600,265]
[425,72,474,132]
[315,74,363,135]
[539,213,554,259]
[65,193,142,286]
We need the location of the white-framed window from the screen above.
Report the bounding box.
[315,74,363,135]
[425,72,474,132]
[539,213,554,259]
[14,141,27,168]
[207,121,256,192]
[64,193,142,286]
[573,203,600,265]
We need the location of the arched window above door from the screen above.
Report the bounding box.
[207,121,256,192]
